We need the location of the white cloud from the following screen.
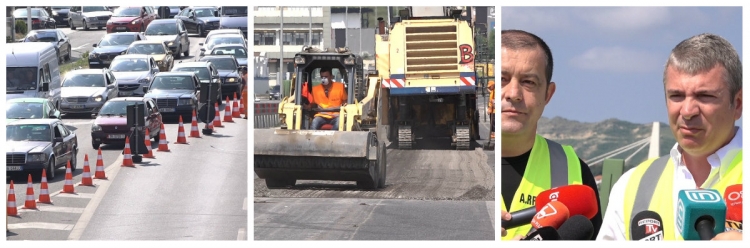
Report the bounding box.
[578,7,672,32]
[569,46,664,73]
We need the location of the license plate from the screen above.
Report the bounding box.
[116,26,127,30]
[160,108,175,112]
[119,91,133,96]
[7,166,22,171]
[89,61,99,64]
[108,134,126,139]
[71,105,85,109]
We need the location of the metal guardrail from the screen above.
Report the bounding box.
[254,102,280,129]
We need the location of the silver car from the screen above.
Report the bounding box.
[58,69,119,117]
[199,32,246,57]
[68,6,112,30]
[110,54,161,97]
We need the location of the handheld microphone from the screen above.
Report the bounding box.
[630,210,664,240]
[501,184,597,229]
[557,215,595,240]
[528,201,570,235]
[676,189,726,240]
[724,184,742,232]
[522,227,560,240]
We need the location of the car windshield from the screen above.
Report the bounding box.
[83,6,109,12]
[206,37,244,50]
[113,7,140,17]
[52,6,71,10]
[211,46,247,58]
[204,59,236,70]
[173,67,211,81]
[99,101,138,116]
[25,31,58,42]
[62,74,106,87]
[110,58,150,72]
[13,9,42,17]
[99,34,136,47]
[145,23,179,36]
[221,7,247,16]
[128,44,166,55]
[195,8,215,17]
[150,76,194,90]
[7,124,51,142]
[6,102,45,119]
[6,67,39,91]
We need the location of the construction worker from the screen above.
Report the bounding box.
[597,33,743,241]
[487,80,495,145]
[240,66,248,118]
[500,30,602,240]
[310,67,347,130]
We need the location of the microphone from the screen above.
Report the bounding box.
[501,184,598,229]
[557,215,594,240]
[528,201,570,235]
[522,227,560,240]
[724,184,742,232]
[630,210,664,240]
[676,189,727,240]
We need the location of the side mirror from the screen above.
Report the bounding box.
[200,48,205,52]
[107,84,115,89]
[54,137,63,143]
[54,111,61,119]
[142,86,149,93]
[92,43,97,47]
[214,11,219,17]
[199,42,203,46]
[59,38,64,42]
[41,82,49,92]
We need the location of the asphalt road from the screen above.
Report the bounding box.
[254,94,496,240]
[6,27,248,240]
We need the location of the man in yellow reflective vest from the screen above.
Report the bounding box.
[597,33,743,240]
[500,29,603,240]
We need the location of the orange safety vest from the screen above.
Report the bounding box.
[487,80,495,114]
[312,82,347,119]
[301,82,314,103]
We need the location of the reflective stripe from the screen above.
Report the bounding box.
[547,139,569,188]
[631,156,669,225]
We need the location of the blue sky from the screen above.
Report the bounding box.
[501,7,743,126]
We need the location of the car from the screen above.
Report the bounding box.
[268,85,281,100]
[199,34,246,58]
[174,6,220,37]
[91,97,163,149]
[21,29,72,63]
[198,55,243,99]
[217,6,248,38]
[51,6,71,26]
[89,32,147,69]
[68,6,112,31]
[110,54,161,98]
[208,44,247,67]
[125,40,175,71]
[6,119,78,180]
[106,6,158,33]
[12,8,56,30]
[171,61,223,105]
[6,98,61,125]
[57,68,119,117]
[144,19,191,59]
[143,72,200,120]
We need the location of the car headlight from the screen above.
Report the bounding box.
[157,61,163,65]
[178,98,193,105]
[131,20,138,25]
[227,78,236,83]
[52,11,58,16]
[168,42,174,46]
[138,78,149,84]
[92,124,102,131]
[89,53,98,59]
[27,153,47,163]
[93,96,103,102]
[121,51,126,55]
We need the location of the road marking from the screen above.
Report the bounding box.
[67,153,124,240]
[237,228,247,240]
[72,43,90,51]
[243,197,247,211]
[52,192,95,199]
[8,222,75,231]
[18,205,85,214]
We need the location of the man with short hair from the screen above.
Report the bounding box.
[310,67,347,130]
[597,33,743,241]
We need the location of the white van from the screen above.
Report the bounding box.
[6,42,62,103]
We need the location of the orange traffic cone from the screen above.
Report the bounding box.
[62,161,76,193]
[22,174,37,209]
[175,116,189,144]
[157,123,171,152]
[38,169,52,204]
[7,181,17,216]
[143,129,155,158]
[79,155,94,186]
[239,94,246,118]
[190,110,201,138]
[122,136,134,167]
[224,97,234,122]
[213,102,223,127]
[94,148,107,179]
[232,93,241,118]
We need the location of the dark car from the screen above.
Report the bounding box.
[106,6,158,33]
[6,119,78,179]
[143,72,200,121]
[144,19,191,59]
[13,8,56,30]
[198,55,243,99]
[217,6,248,38]
[91,97,163,149]
[268,85,281,100]
[153,6,182,18]
[171,61,223,105]
[89,32,147,68]
[22,29,71,62]
[175,6,220,37]
[51,6,71,26]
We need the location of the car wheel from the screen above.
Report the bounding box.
[70,19,76,30]
[197,25,204,37]
[92,142,100,149]
[47,157,56,180]
[65,45,72,61]
[83,20,89,30]
[184,44,190,57]
[175,45,182,59]
[70,148,78,171]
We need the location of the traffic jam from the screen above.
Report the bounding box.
[6,6,249,240]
